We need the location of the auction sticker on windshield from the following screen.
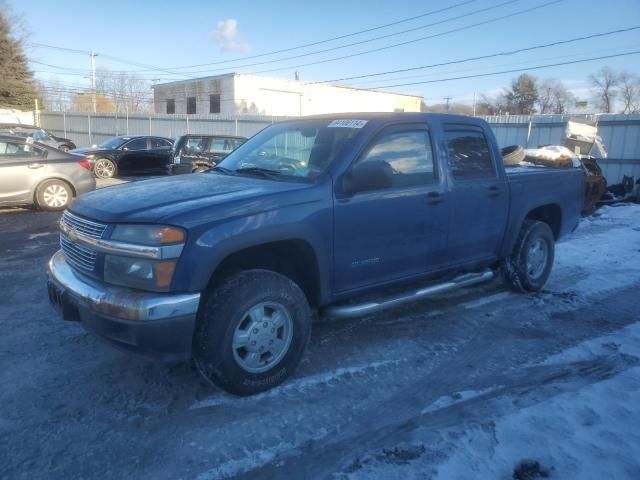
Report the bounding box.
[328,119,368,128]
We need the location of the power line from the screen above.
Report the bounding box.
[245,0,563,76]
[313,26,640,85]
[156,0,480,70]
[348,43,640,87]
[365,50,640,89]
[162,0,520,74]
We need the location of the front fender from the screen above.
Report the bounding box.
[173,195,334,304]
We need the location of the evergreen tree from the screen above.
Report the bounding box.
[0,9,39,110]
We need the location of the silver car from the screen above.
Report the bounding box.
[0,134,95,211]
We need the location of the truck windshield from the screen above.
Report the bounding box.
[216,119,363,179]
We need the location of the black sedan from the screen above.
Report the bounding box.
[72,136,174,178]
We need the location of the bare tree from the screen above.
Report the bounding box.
[619,72,640,114]
[475,93,508,115]
[95,69,152,113]
[537,79,575,114]
[588,67,620,113]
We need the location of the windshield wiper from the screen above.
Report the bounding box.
[235,167,283,179]
[210,166,236,175]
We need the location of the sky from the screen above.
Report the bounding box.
[9,0,640,108]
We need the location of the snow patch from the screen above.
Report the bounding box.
[421,387,498,414]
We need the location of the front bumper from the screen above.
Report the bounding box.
[47,250,200,361]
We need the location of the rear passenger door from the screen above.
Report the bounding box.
[118,137,150,174]
[444,126,508,264]
[149,137,173,172]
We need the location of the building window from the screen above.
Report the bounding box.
[187,96,197,114]
[166,99,175,114]
[209,94,221,114]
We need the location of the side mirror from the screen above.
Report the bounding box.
[343,160,393,195]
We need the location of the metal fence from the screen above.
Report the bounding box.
[39,111,640,183]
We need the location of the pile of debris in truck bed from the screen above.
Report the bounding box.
[501,120,638,214]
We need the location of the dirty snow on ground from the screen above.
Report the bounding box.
[1,204,639,480]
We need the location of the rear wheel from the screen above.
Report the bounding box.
[36,179,73,211]
[502,220,555,292]
[193,270,311,396]
[94,158,116,178]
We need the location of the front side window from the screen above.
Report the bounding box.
[183,137,206,152]
[123,138,147,151]
[445,129,496,179]
[357,127,435,187]
[187,97,197,114]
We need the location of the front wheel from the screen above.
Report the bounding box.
[193,270,312,396]
[35,179,73,211]
[502,220,555,292]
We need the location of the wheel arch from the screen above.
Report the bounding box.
[525,203,562,239]
[205,239,323,308]
[32,176,76,204]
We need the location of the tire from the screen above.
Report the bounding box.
[501,145,525,166]
[35,179,73,211]
[501,220,555,292]
[193,269,312,396]
[93,158,117,178]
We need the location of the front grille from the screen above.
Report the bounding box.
[60,234,98,273]
[61,210,107,240]
[59,211,107,274]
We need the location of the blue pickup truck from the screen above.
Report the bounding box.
[47,113,584,395]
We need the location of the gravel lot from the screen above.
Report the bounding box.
[1,181,639,479]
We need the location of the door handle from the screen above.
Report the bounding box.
[28,163,44,169]
[487,185,502,196]
[425,191,443,204]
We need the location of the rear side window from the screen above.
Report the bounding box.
[0,141,44,158]
[151,138,171,148]
[123,138,147,151]
[445,130,495,179]
[209,138,234,154]
[358,128,435,187]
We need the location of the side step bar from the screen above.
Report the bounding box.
[323,269,495,319]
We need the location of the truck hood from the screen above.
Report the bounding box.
[69,173,309,224]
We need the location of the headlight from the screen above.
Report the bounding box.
[111,225,185,245]
[104,255,177,292]
[103,224,186,291]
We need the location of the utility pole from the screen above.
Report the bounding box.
[90,50,97,113]
[472,92,477,116]
[444,96,452,112]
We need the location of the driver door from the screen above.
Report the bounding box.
[333,124,449,293]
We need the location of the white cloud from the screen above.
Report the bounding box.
[211,19,250,53]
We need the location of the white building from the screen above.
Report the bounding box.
[152,73,422,116]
